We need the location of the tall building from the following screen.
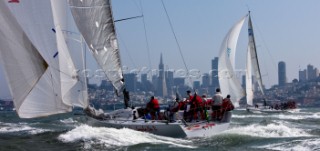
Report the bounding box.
[278,61,287,86]
[202,73,210,88]
[307,64,318,80]
[211,57,219,88]
[241,75,246,89]
[166,71,174,96]
[124,73,137,92]
[193,81,200,90]
[299,69,307,82]
[156,54,167,97]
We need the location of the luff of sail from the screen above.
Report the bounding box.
[218,15,247,107]
[51,0,89,108]
[248,13,265,95]
[69,0,124,94]
[0,0,72,118]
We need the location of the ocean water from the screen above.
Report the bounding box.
[0,108,319,151]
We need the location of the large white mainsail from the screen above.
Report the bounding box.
[218,15,247,107]
[51,0,88,108]
[2,0,72,118]
[69,0,125,94]
[247,13,265,95]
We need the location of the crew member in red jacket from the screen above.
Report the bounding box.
[221,95,234,120]
[148,96,160,120]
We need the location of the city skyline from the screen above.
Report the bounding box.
[2,0,320,98]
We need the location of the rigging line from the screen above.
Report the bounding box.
[116,32,138,69]
[132,0,143,14]
[140,0,153,72]
[250,15,275,86]
[250,15,277,71]
[160,0,189,74]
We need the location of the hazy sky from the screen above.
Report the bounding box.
[111,0,320,87]
[1,0,320,98]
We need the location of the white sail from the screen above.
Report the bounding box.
[246,46,253,106]
[248,14,265,95]
[218,15,247,107]
[69,0,125,94]
[51,0,88,108]
[5,0,72,118]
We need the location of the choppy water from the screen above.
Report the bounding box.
[0,108,319,151]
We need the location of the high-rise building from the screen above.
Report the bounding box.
[299,69,307,82]
[124,73,137,92]
[241,75,246,89]
[166,71,174,96]
[193,81,200,90]
[202,73,210,88]
[211,57,219,88]
[278,61,287,86]
[307,64,318,80]
[156,54,167,97]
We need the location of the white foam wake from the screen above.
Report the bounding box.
[60,118,78,124]
[0,122,51,135]
[223,121,311,138]
[257,138,320,151]
[232,113,320,120]
[58,124,196,149]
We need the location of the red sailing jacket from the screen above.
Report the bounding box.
[152,99,160,109]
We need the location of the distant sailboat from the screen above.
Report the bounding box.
[218,12,264,108]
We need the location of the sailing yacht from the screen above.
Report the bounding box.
[218,12,295,113]
[0,0,234,138]
[68,0,233,138]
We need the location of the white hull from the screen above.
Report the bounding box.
[85,108,232,138]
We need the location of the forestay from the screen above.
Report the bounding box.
[69,0,125,94]
[218,15,247,107]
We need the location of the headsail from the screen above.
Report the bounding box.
[218,15,247,107]
[2,0,71,118]
[246,46,254,106]
[51,0,89,108]
[247,13,265,95]
[69,0,125,94]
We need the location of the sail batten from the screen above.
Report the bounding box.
[69,0,125,93]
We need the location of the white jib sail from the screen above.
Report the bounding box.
[6,0,72,118]
[51,0,88,108]
[69,0,124,93]
[246,46,254,106]
[218,15,247,107]
[248,14,265,95]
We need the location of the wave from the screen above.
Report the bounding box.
[232,113,320,120]
[223,121,311,138]
[0,122,51,135]
[59,118,78,124]
[256,138,320,151]
[58,124,196,149]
